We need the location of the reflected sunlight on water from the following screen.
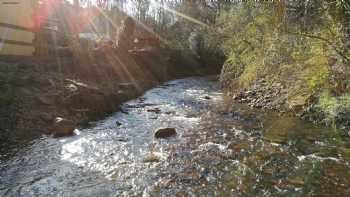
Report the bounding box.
[1,77,350,196]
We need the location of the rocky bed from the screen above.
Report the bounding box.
[231,78,350,136]
[1,77,350,196]
[232,79,288,111]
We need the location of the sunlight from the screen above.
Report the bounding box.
[94,5,119,31]
[32,0,61,31]
[149,0,208,27]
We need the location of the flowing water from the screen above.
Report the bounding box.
[1,77,350,196]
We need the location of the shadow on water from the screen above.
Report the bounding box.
[1,76,350,196]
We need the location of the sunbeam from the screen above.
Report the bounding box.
[149,0,208,27]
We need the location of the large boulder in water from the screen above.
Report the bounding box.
[154,127,177,138]
[63,79,118,117]
[53,117,76,138]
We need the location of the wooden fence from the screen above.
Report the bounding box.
[0,0,36,56]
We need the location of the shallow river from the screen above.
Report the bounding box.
[1,77,350,196]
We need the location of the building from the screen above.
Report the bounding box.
[0,0,37,56]
[0,0,106,58]
[0,0,145,58]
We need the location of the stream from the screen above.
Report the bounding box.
[1,77,350,196]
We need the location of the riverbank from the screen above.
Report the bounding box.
[224,77,350,138]
[207,1,350,138]
[0,47,218,159]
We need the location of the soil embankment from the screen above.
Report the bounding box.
[0,47,215,152]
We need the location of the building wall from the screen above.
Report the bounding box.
[0,0,36,56]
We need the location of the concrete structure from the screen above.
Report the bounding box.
[0,0,36,56]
